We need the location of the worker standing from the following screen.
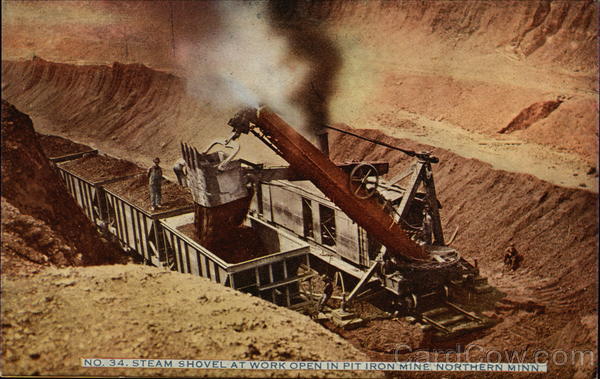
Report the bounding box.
[421,206,433,245]
[503,244,522,271]
[148,157,163,211]
[173,158,188,187]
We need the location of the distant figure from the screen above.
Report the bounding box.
[148,157,163,211]
[503,244,522,271]
[421,206,433,245]
[173,158,188,187]
[317,275,334,312]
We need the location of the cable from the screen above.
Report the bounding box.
[322,124,439,163]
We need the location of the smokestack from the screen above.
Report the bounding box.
[316,128,329,156]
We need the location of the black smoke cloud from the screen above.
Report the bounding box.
[267,1,342,137]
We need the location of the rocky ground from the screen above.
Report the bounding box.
[2,264,379,378]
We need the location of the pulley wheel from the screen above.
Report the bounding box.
[349,163,379,199]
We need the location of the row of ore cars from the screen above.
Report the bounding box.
[39,133,312,310]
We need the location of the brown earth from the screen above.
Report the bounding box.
[1,198,75,275]
[0,58,281,175]
[36,132,94,158]
[104,174,193,214]
[1,100,123,267]
[59,153,144,183]
[193,195,255,255]
[1,264,380,378]
[177,223,266,264]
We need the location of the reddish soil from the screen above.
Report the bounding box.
[59,154,144,184]
[36,133,94,158]
[104,174,193,214]
[1,198,72,275]
[498,100,563,134]
[193,195,253,250]
[1,100,124,268]
[177,223,267,264]
[338,319,425,355]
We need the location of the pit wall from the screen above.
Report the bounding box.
[1,100,124,266]
[0,58,280,170]
[2,1,598,166]
[295,1,598,163]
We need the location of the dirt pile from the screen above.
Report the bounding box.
[36,133,94,158]
[339,319,425,355]
[1,264,380,378]
[193,194,255,255]
[498,99,563,134]
[329,126,597,376]
[1,198,80,275]
[59,154,144,183]
[177,223,266,264]
[1,100,123,268]
[104,174,193,214]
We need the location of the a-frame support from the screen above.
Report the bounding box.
[394,160,445,245]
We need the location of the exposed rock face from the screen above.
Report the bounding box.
[1,100,123,268]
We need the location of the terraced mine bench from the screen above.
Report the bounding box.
[161,212,312,308]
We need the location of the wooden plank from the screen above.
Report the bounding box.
[258,272,315,291]
[49,149,98,163]
[396,161,424,221]
[141,214,150,260]
[347,260,380,303]
[422,162,445,245]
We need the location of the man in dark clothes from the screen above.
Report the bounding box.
[504,244,523,271]
[148,157,162,211]
[317,275,334,312]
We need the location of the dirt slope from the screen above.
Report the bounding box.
[329,126,597,378]
[0,58,281,173]
[311,1,598,165]
[1,100,123,268]
[1,264,379,378]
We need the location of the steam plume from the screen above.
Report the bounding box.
[175,1,341,144]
